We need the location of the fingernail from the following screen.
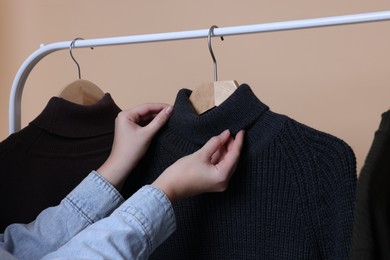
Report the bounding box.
[165,106,173,115]
[220,129,230,137]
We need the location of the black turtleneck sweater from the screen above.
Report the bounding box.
[0,94,121,232]
[122,84,357,259]
[350,111,390,260]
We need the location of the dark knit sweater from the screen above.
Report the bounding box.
[122,84,357,259]
[0,94,120,232]
[350,111,390,260]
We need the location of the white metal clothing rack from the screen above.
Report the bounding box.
[8,10,390,134]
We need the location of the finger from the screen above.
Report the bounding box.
[200,130,231,161]
[125,103,170,123]
[216,130,245,172]
[210,146,226,164]
[226,135,235,152]
[138,112,160,126]
[144,105,173,134]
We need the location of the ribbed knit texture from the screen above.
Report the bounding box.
[122,84,357,259]
[0,94,121,232]
[350,111,390,260]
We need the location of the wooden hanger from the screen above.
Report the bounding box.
[58,38,105,105]
[58,79,105,105]
[189,80,238,114]
[189,26,238,114]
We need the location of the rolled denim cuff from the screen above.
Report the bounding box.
[65,171,124,224]
[114,185,176,254]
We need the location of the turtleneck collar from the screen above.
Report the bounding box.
[379,110,390,133]
[30,93,121,138]
[167,84,269,144]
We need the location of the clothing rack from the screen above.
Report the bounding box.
[8,10,390,134]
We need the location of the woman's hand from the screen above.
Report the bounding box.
[152,129,244,203]
[98,103,173,190]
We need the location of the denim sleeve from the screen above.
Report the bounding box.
[0,171,124,260]
[42,185,176,260]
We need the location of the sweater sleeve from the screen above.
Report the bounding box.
[0,171,124,260]
[311,139,357,259]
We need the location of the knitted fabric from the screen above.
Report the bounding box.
[122,84,357,259]
[350,111,390,260]
[0,94,120,232]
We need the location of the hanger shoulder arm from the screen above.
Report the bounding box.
[189,82,215,114]
[214,80,238,106]
[58,79,105,105]
[189,80,238,114]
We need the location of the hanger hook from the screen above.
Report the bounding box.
[208,25,224,81]
[69,38,94,79]
[69,38,84,79]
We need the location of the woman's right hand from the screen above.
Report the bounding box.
[152,129,245,203]
[98,103,173,190]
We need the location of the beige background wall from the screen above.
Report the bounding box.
[1,1,390,172]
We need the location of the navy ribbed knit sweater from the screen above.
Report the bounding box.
[122,84,357,259]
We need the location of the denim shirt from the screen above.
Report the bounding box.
[0,171,176,260]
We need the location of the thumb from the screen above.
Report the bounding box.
[215,129,245,173]
[200,130,231,160]
[145,105,173,134]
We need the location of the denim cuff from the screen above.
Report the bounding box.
[114,185,176,254]
[65,171,125,224]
